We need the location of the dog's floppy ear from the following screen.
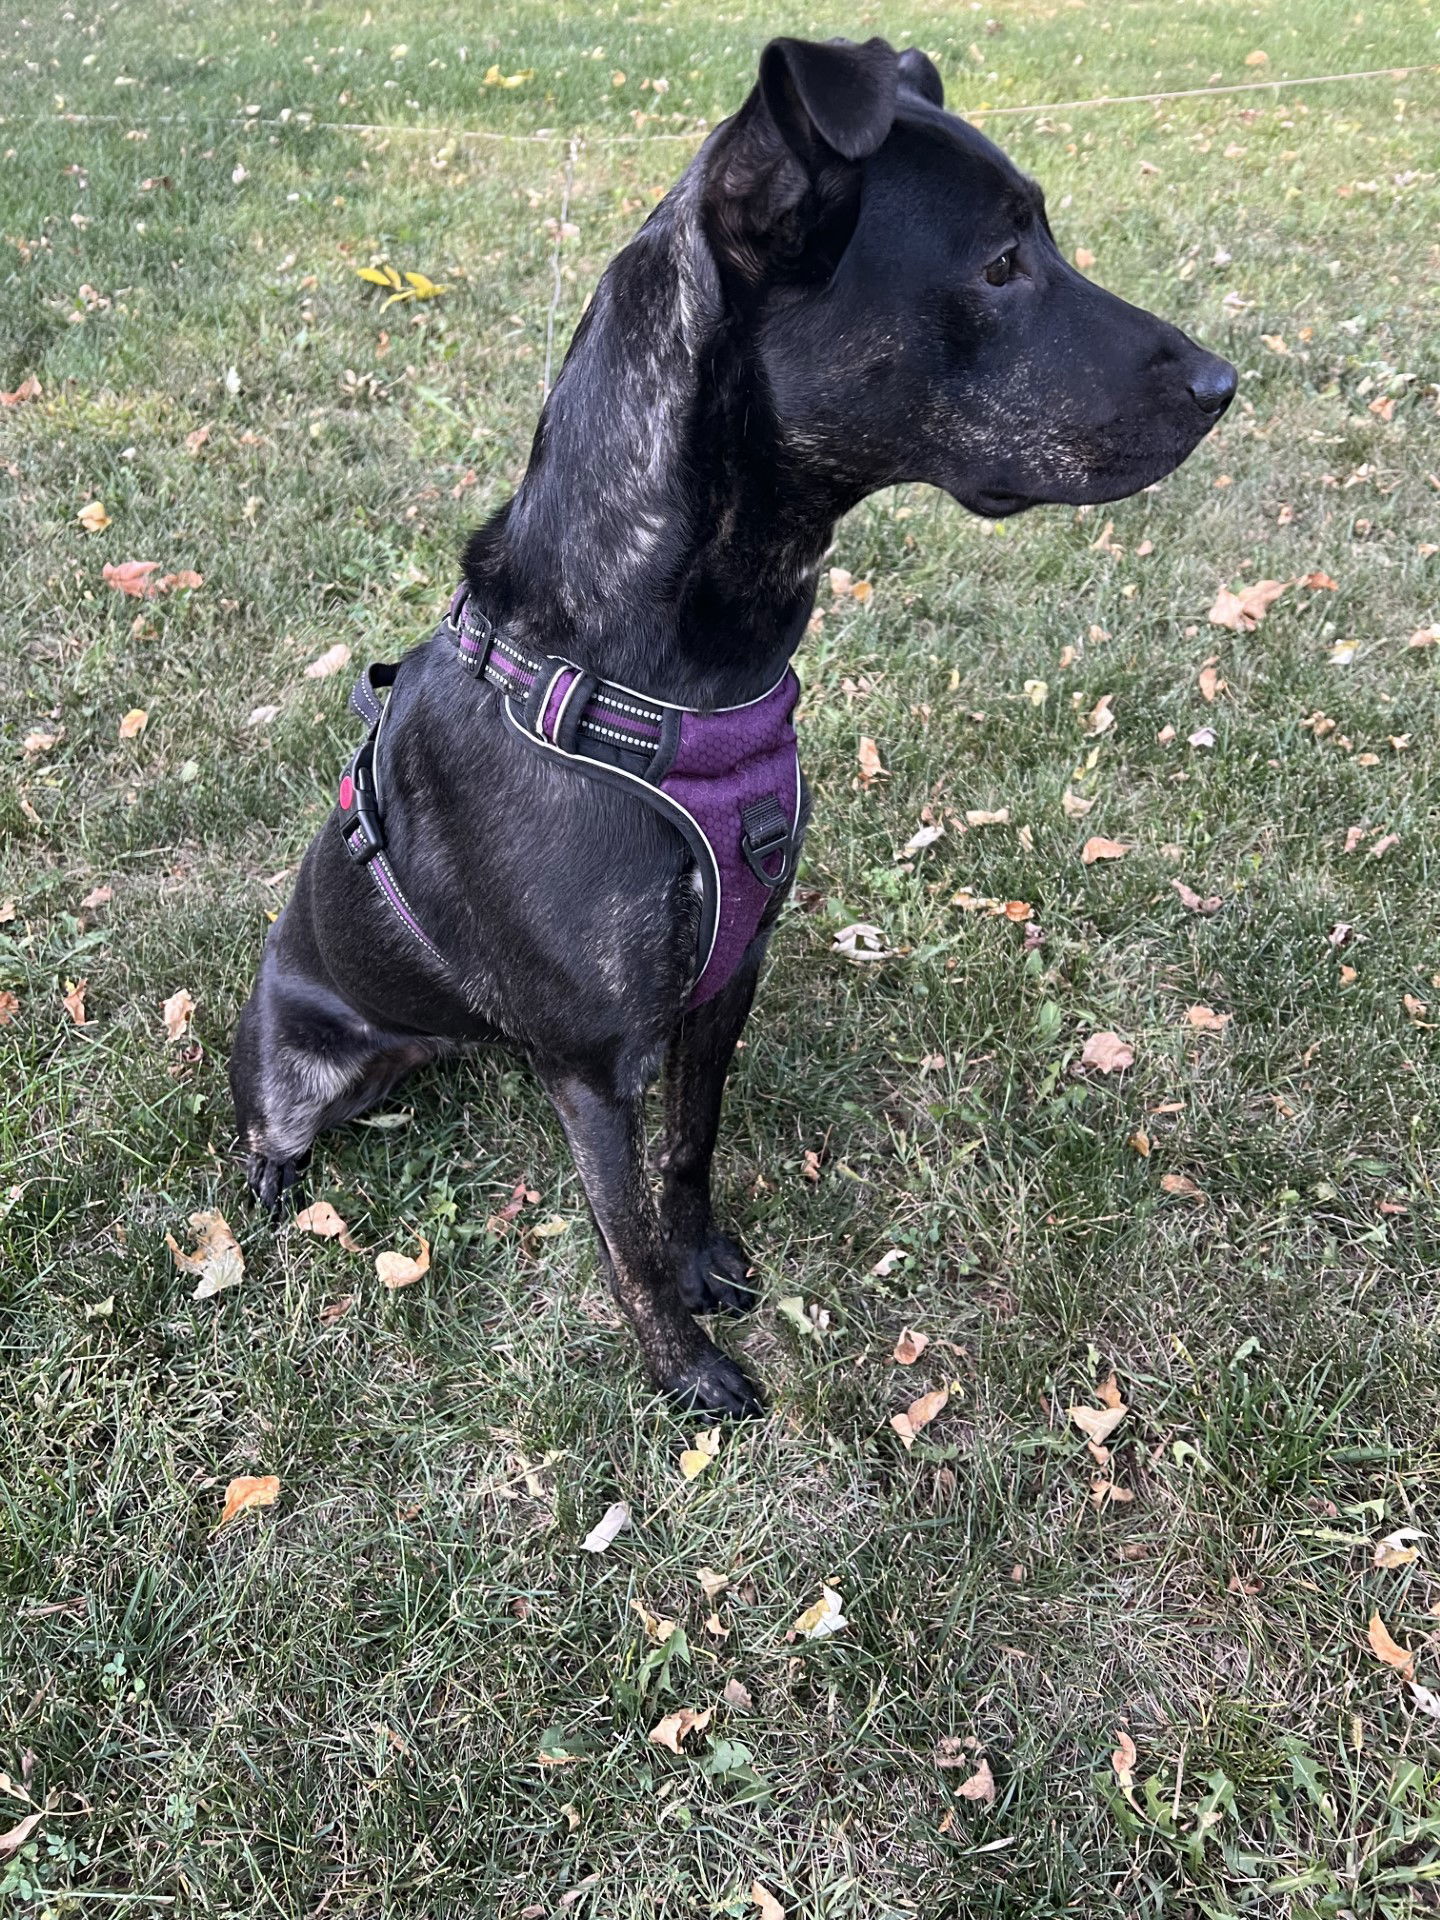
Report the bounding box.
[898,47,945,108]
[704,36,899,280]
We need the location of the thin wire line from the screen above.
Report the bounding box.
[12,61,1434,147]
[542,137,578,398]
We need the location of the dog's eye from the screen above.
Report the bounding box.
[983,250,1015,287]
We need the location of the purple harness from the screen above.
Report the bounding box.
[335,588,801,1010]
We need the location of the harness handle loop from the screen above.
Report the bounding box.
[740,794,796,890]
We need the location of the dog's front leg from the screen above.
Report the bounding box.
[538,1066,763,1417]
[659,936,766,1317]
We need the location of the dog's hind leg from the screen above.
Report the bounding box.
[230,954,441,1214]
[658,933,767,1317]
[538,1064,763,1417]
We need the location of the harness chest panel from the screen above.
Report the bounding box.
[335,589,802,1012]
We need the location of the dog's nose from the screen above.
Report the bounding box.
[1188,355,1237,417]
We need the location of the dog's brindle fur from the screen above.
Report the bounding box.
[229,37,1236,1416]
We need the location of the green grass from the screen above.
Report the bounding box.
[3,0,1440,1913]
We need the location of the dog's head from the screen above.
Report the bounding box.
[701,37,1236,516]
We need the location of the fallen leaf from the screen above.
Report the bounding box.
[1172,880,1222,913]
[793,1584,848,1639]
[483,64,534,88]
[1198,665,1223,703]
[61,978,90,1025]
[890,1387,949,1451]
[304,642,352,680]
[1085,693,1116,736]
[1062,789,1095,819]
[1111,1730,1138,1785]
[1369,395,1395,423]
[118,707,148,739]
[1369,832,1399,860]
[162,987,195,1042]
[0,992,18,1025]
[1244,47,1268,64]
[0,373,42,407]
[751,1880,785,1920]
[217,1473,280,1528]
[1074,246,1096,271]
[185,423,212,453]
[22,730,56,756]
[1023,677,1048,705]
[579,1501,630,1553]
[1367,1613,1415,1678]
[1156,722,1177,745]
[1069,1402,1128,1445]
[80,885,112,908]
[294,1201,363,1253]
[832,922,894,962]
[1128,1129,1150,1156]
[1375,1528,1425,1571]
[167,1208,245,1298]
[647,1706,711,1753]
[630,1599,679,1644]
[965,807,1010,828]
[1188,726,1217,749]
[679,1426,722,1480]
[1300,571,1339,591]
[1208,580,1286,631]
[1081,836,1129,865]
[1091,1478,1135,1505]
[1159,1171,1203,1198]
[161,569,203,592]
[1081,1031,1134,1074]
[857,736,887,786]
[1410,1682,1440,1721]
[898,820,944,859]
[1185,1004,1231,1032]
[0,1808,46,1856]
[955,1756,996,1803]
[851,580,874,605]
[247,704,280,727]
[893,1327,929,1365]
[77,500,110,533]
[104,559,162,598]
[375,1235,430,1289]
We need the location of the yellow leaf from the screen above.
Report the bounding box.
[356,264,403,289]
[679,1448,712,1480]
[402,271,450,299]
[77,499,110,532]
[375,1235,430,1289]
[793,1584,848,1638]
[647,1706,711,1753]
[1367,1613,1415,1677]
[294,1201,363,1253]
[217,1473,280,1528]
[162,987,195,1042]
[890,1387,949,1450]
[118,707,148,738]
[1069,1402,1128,1445]
[304,642,352,680]
[167,1209,245,1299]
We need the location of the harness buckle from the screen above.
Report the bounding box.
[525,656,596,752]
[338,747,385,864]
[740,794,796,891]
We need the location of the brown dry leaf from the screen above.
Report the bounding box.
[1369,832,1399,860]
[1111,1729,1138,1784]
[0,1808,46,1856]
[1085,693,1116,736]
[0,992,18,1025]
[1080,1031,1134,1074]
[80,885,112,909]
[1197,665,1223,703]
[890,1386,949,1450]
[893,1326,929,1366]
[647,1706,712,1754]
[1300,570,1339,591]
[162,987,195,1042]
[1081,836,1129,865]
[697,1567,729,1600]
[1097,1374,1124,1409]
[167,1208,245,1298]
[161,569,203,592]
[22,730,57,757]
[1069,1402,1128,1445]
[185,423,212,453]
[1185,1004,1231,1032]
[724,1677,753,1711]
[77,499,110,533]
[965,807,1010,828]
[1367,1613,1415,1678]
[294,1201,363,1253]
[118,707,148,739]
[829,567,854,597]
[1074,246,1096,271]
[630,1599,679,1644]
[103,559,162,598]
[61,978,90,1025]
[1374,1529,1425,1570]
[1369,395,1395,423]
[851,579,873,605]
[751,1881,785,1920]
[1173,879,1222,914]
[857,735,887,787]
[375,1235,430,1289]
[955,1757,996,1803]
[1128,1128,1151,1156]
[1091,1478,1135,1505]
[304,641,352,680]
[1062,789,1095,819]
[0,372,42,407]
[217,1473,280,1528]
[1208,580,1287,631]
[1160,1171,1204,1199]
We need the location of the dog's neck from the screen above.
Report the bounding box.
[463,179,857,709]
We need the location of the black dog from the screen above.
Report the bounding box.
[230,36,1235,1414]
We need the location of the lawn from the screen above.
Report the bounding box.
[2,1,1439,1913]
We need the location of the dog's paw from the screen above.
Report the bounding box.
[664,1345,765,1419]
[673,1231,759,1317]
[245,1150,309,1219]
